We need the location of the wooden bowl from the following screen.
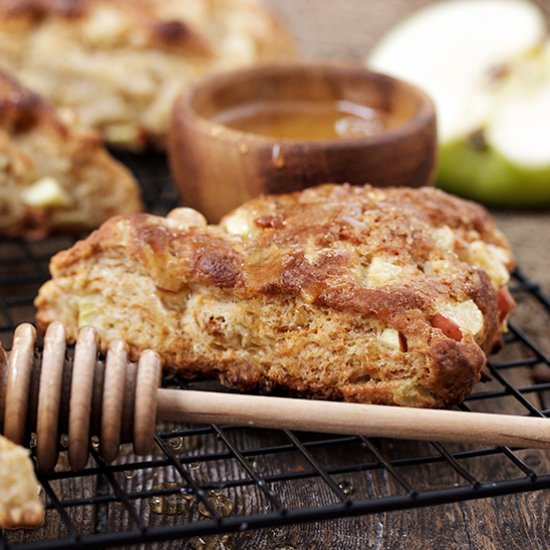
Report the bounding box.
[169,63,436,222]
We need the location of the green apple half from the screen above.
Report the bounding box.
[367,0,550,206]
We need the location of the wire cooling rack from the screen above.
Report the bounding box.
[2,152,550,549]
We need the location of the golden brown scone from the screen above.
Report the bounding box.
[0,435,44,529]
[0,0,295,150]
[35,184,516,408]
[0,70,142,237]
[0,347,44,529]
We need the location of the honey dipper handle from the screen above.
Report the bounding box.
[157,389,550,449]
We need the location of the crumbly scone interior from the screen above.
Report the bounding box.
[39,258,458,407]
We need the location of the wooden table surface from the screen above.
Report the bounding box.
[4,1,550,549]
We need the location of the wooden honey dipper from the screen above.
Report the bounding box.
[1,322,550,473]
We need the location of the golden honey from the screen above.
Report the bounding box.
[212,100,403,140]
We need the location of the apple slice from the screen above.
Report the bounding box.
[367,0,550,205]
[489,42,550,167]
[438,42,550,205]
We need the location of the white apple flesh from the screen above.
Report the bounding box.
[488,43,550,167]
[368,0,550,206]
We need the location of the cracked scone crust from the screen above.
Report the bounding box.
[36,184,515,408]
[0,0,295,150]
[0,70,142,237]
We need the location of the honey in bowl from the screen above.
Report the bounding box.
[211,100,404,140]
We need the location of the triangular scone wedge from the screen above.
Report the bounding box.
[0,0,295,150]
[36,184,515,408]
[0,71,142,237]
[0,345,44,529]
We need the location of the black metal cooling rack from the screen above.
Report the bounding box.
[1,152,550,549]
